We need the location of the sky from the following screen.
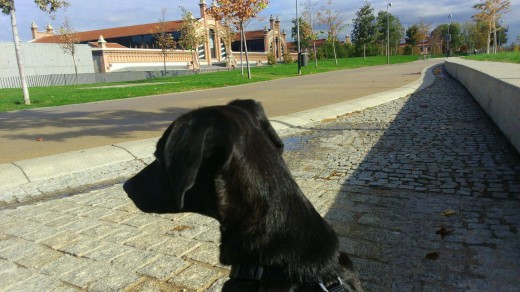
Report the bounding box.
[1,0,518,46]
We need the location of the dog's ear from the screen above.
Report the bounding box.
[228,99,284,153]
[163,123,208,210]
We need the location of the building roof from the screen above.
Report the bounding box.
[234,30,266,42]
[287,39,328,50]
[33,20,185,43]
[87,42,127,49]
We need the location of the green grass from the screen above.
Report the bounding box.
[0,55,418,112]
[463,51,520,64]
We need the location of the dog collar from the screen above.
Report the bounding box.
[230,262,344,292]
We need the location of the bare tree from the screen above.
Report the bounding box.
[316,0,347,65]
[0,0,69,105]
[58,17,80,84]
[301,0,319,67]
[473,0,511,54]
[207,0,269,79]
[153,8,176,75]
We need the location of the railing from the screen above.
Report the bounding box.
[0,68,233,89]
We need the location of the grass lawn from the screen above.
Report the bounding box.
[0,55,418,112]
[464,51,520,64]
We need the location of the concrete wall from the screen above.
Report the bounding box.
[444,59,520,154]
[0,43,95,78]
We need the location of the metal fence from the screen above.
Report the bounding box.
[0,67,232,89]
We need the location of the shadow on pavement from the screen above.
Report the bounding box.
[0,107,190,142]
[285,68,520,291]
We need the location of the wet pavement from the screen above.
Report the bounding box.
[1,68,519,291]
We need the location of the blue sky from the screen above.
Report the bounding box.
[1,0,518,45]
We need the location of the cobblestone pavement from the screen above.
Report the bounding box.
[1,68,519,291]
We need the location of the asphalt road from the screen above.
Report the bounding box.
[0,59,442,163]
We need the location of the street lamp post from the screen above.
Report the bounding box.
[296,0,301,75]
[386,3,392,64]
[498,20,504,52]
[447,14,452,58]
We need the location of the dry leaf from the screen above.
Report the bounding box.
[436,227,454,239]
[425,252,439,260]
[171,225,192,232]
[441,209,457,217]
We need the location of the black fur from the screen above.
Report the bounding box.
[124,99,362,291]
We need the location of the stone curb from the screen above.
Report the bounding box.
[0,63,437,206]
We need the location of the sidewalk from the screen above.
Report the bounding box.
[0,62,519,291]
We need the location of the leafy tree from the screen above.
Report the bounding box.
[0,0,69,105]
[473,0,511,54]
[352,2,376,59]
[58,16,80,84]
[153,8,177,75]
[207,0,269,79]
[178,7,204,72]
[431,23,463,54]
[405,24,420,55]
[291,17,313,52]
[375,11,403,56]
[406,19,430,55]
[429,25,444,55]
[316,0,346,65]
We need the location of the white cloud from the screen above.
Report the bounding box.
[1,0,518,44]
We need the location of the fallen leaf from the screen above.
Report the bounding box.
[171,225,193,232]
[441,209,457,217]
[436,227,454,239]
[425,252,439,260]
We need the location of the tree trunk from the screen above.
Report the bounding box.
[492,19,498,54]
[72,53,79,84]
[486,21,491,54]
[241,22,251,79]
[363,44,366,60]
[313,40,318,67]
[332,38,338,65]
[240,25,244,76]
[163,53,167,76]
[10,6,30,105]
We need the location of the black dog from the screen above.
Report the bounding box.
[124,99,363,291]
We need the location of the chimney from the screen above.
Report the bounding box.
[31,21,38,39]
[199,0,207,18]
[97,35,107,48]
[269,15,274,30]
[46,23,54,34]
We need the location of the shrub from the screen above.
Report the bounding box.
[267,52,277,65]
[283,53,294,63]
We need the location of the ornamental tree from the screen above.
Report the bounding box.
[207,0,269,79]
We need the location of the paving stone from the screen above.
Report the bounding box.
[138,255,189,280]
[40,255,90,278]
[150,236,200,257]
[111,247,161,271]
[168,263,221,291]
[82,241,133,262]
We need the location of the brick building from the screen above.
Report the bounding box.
[30,0,288,72]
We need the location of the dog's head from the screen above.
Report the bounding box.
[123,99,283,218]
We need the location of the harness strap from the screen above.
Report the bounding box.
[230,262,344,291]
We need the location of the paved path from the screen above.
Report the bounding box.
[0,59,442,163]
[1,67,519,291]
